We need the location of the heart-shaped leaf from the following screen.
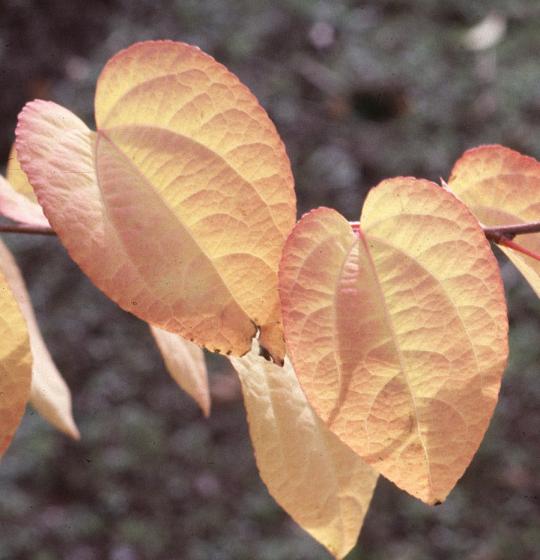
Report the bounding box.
[279,178,508,503]
[449,145,540,295]
[16,41,296,362]
[230,344,378,559]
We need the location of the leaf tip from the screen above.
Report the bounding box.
[201,395,211,419]
[66,420,81,441]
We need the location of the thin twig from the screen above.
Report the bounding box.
[483,221,540,241]
[0,223,56,236]
[2,218,540,259]
[494,236,540,262]
[482,223,540,262]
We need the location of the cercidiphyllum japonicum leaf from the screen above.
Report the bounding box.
[0,267,32,456]
[230,343,378,560]
[2,148,211,417]
[0,240,79,439]
[150,326,210,417]
[279,178,508,504]
[15,40,296,362]
[448,145,540,297]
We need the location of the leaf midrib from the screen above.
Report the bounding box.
[356,227,434,496]
[95,129,255,329]
[101,122,285,241]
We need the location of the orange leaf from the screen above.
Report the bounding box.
[16,41,296,362]
[0,267,32,456]
[0,240,79,439]
[230,343,377,559]
[448,145,540,296]
[151,326,210,417]
[279,178,508,504]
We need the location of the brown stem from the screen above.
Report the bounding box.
[2,218,540,248]
[483,221,540,241]
[0,223,56,236]
[481,222,540,262]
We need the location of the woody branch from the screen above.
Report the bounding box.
[2,221,540,260]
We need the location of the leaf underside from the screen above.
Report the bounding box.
[151,325,210,417]
[230,344,378,559]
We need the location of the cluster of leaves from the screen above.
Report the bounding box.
[0,41,539,558]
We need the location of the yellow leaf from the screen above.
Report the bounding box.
[6,143,38,202]
[448,145,540,296]
[0,267,32,457]
[151,326,210,417]
[16,41,296,362]
[279,178,508,504]
[230,344,377,559]
[0,240,79,439]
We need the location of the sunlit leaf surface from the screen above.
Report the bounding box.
[230,344,378,559]
[279,178,508,503]
[16,40,296,361]
[449,145,540,297]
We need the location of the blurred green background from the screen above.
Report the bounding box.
[1,1,540,558]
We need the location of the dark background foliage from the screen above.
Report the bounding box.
[1,1,540,558]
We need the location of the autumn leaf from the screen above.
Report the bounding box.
[2,149,211,417]
[16,40,296,362]
[151,326,210,417]
[1,149,78,438]
[230,343,378,559]
[6,143,39,202]
[0,147,48,228]
[279,178,508,504]
[0,267,32,457]
[0,240,79,439]
[448,145,540,296]
[0,146,210,414]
